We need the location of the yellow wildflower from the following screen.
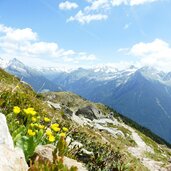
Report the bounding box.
[24,109,30,115]
[23,107,37,115]
[38,124,45,129]
[51,123,59,127]
[44,117,50,122]
[48,135,55,142]
[27,129,36,136]
[46,129,52,136]
[59,132,66,137]
[31,117,37,122]
[62,127,68,132]
[52,126,60,132]
[13,106,21,114]
[50,123,60,132]
[30,123,35,128]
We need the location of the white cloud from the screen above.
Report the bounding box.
[59,1,78,10]
[84,0,159,11]
[85,0,110,11]
[65,0,159,24]
[129,39,171,71]
[130,0,158,6]
[0,24,97,66]
[0,24,37,42]
[111,0,128,6]
[67,10,108,24]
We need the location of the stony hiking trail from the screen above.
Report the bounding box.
[122,123,167,171]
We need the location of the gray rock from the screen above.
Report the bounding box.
[0,113,14,149]
[63,157,88,171]
[94,123,124,137]
[0,145,28,171]
[0,113,28,171]
[47,101,61,110]
[64,107,73,116]
[34,144,55,162]
[75,106,103,120]
[168,158,171,163]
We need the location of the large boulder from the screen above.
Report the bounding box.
[0,145,28,171]
[0,113,14,149]
[0,113,28,171]
[75,106,103,120]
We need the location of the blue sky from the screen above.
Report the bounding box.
[0,0,171,70]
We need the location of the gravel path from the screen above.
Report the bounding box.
[121,123,167,171]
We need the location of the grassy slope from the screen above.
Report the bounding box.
[0,68,171,170]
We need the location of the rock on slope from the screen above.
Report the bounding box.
[0,113,28,171]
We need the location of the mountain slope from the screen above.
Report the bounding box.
[50,67,171,143]
[3,58,61,92]
[111,71,171,142]
[1,58,171,144]
[1,68,171,170]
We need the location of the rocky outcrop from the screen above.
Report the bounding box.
[75,106,103,120]
[0,145,28,171]
[0,113,14,149]
[47,101,61,110]
[0,113,28,171]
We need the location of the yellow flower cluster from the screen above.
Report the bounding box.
[12,106,69,143]
[51,123,60,132]
[27,129,36,136]
[45,128,55,142]
[31,117,37,122]
[24,107,37,115]
[45,123,68,142]
[30,123,45,129]
[13,106,21,114]
[44,117,50,122]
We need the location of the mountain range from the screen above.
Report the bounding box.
[1,57,171,143]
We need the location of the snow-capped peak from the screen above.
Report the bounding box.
[92,64,118,73]
[8,58,26,68]
[35,66,75,74]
